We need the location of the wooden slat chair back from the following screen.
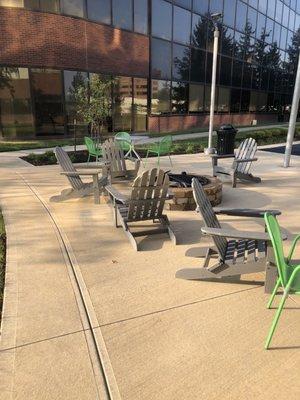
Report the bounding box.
[192,178,227,260]
[126,169,169,222]
[106,168,177,250]
[102,138,127,176]
[234,137,257,175]
[55,147,83,190]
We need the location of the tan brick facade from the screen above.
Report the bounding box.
[0,8,149,77]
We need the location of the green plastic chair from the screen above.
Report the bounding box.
[115,132,133,155]
[264,212,300,349]
[84,136,102,163]
[144,135,173,167]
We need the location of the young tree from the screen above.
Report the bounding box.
[69,73,114,136]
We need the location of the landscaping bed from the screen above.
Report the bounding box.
[0,211,6,320]
[21,127,300,166]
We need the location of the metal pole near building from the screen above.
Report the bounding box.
[284,48,300,167]
[205,13,222,155]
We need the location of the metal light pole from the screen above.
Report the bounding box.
[205,13,222,155]
[284,48,300,167]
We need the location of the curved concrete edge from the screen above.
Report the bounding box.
[0,207,19,400]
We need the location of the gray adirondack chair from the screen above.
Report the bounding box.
[181,178,282,291]
[105,168,177,251]
[50,147,108,204]
[101,138,140,182]
[211,137,261,187]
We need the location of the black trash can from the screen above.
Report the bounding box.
[216,124,238,155]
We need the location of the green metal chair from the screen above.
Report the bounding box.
[115,132,140,159]
[144,135,173,167]
[264,212,300,349]
[84,136,102,163]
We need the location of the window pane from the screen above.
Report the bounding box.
[173,6,191,45]
[230,88,241,112]
[152,0,172,40]
[223,0,236,27]
[61,0,85,17]
[189,83,204,112]
[236,1,247,32]
[151,38,172,79]
[0,0,23,6]
[193,0,208,15]
[31,68,64,135]
[173,44,190,81]
[134,0,148,34]
[113,0,133,30]
[63,70,88,132]
[210,0,223,14]
[221,27,234,56]
[172,82,188,113]
[217,87,230,112]
[0,67,34,139]
[190,48,206,82]
[113,76,132,131]
[151,80,171,114]
[191,14,207,50]
[219,56,232,85]
[87,0,111,24]
[24,0,39,9]
[240,89,250,111]
[232,59,243,87]
[247,6,257,35]
[174,0,191,9]
[133,78,147,131]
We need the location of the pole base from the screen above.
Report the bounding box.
[204,147,216,155]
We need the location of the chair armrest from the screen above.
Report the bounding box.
[287,234,300,262]
[75,161,110,169]
[61,170,101,177]
[235,157,258,163]
[211,154,235,159]
[201,227,287,241]
[213,208,281,218]
[105,185,130,205]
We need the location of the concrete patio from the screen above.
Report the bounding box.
[1,148,300,399]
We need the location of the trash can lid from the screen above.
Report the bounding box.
[218,124,237,132]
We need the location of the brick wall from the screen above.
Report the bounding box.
[0,8,149,77]
[148,113,285,132]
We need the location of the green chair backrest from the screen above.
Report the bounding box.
[84,136,99,155]
[158,135,172,154]
[115,132,132,152]
[264,213,289,286]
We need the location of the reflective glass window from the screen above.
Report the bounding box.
[134,0,148,34]
[258,0,267,14]
[61,0,85,17]
[173,6,191,45]
[265,18,274,43]
[190,48,206,82]
[64,70,89,127]
[232,60,243,87]
[247,7,257,35]
[112,0,133,30]
[0,0,23,6]
[87,0,111,24]
[189,83,204,112]
[267,0,276,19]
[193,0,208,15]
[235,1,247,32]
[273,22,281,45]
[230,88,241,112]
[240,89,250,112]
[152,0,172,40]
[133,78,147,131]
[275,0,283,23]
[113,76,132,131]
[191,14,207,49]
[174,0,191,9]
[242,62,252,88]
[172,82,188,113]
[0,67,34,138]
[151,80,171,114]
[30,68,64,135]
[25,0,59,12]
[217,87,230,112]
[280,27,287,49]
[210,0,223,14]
[248,0,258,8]
[221,27,234,56]
[282,4,290,27]
[256,12,266,39]
[151,39,172,79]
[219,56,232,86]
[173,44,190,81]
[223,0,236,27]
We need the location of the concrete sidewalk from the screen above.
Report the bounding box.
[1,149,300,399]
[16,122,289,156]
